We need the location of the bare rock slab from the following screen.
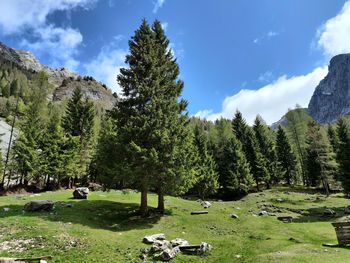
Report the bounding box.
[23,200,54,212]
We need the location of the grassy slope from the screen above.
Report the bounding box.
[0,189,350,262]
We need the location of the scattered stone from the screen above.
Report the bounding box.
[276,198,284,203]
[23,200,54,212]
[201,201,212,209]
[259,210,268,216]
[324,208,336,216]
[217,200,223,203]
[170,238,189,247]
[344,206,350,214]
[230,214,239,219]
[143,234,166,244]
[197,242,212,255]
[88,182,102,191]
[154,247,180,261]
[235,254,241,258]
[3,208,10,212]
[73,187,89,199]
[151,240,172,253]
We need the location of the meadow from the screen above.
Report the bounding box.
[0,188,349,262]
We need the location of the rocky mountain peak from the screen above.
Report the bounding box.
[308,53,350,123]
[0,42,116,108]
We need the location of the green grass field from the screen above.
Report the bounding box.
[0,188,350,262]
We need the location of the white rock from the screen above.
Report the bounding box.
[143,234,166,244]
[170,238,189,247]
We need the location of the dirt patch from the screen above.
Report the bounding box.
[0,237,45,252]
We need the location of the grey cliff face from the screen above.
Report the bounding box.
[308,54,350,123]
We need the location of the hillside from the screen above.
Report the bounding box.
[0,42,116,109]
[0,189,349,262]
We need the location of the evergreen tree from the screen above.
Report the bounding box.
[232,112,266,191]
[327,125,338,153]
[94,115,122,187]
[192,125,219,199]
[253,116,279,186]
[62,87,84,136]
[39,111,65,188]
[62,87,95,182]
[336,118,350,195]
[276,126,296,185]
[12,71,49,186]
[112,20,196,216]
[217,134,252,196]
[305,121,335,196]
[285,107,311,185]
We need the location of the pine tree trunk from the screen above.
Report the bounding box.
[256,180,260,191]
[140,178,148,217]
[157,187,165,214]
[46,175,51,189]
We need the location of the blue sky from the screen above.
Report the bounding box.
[0,0,350,124]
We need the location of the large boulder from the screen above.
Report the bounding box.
[143,234,166,244]
[73,187,89,199]
[88,183,102,191]
[23,200,54,212]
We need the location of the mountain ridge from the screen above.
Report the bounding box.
[0,42,116,108]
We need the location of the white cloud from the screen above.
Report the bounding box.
[153,0,165,13]
[317,1,350,57]
[196,0,350,125]
[20,25,83,71]
[0,0,96,71]
[258,70,273,83]
[84,40,127,94]
[0,0,96,34]
[161,22,168,31]
[197,67,327,125]
[253,38,259,44]
[267,31,279,37]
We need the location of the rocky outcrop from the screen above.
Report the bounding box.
[23,200,54,212]
[308,54,350,123]
[0,42,116,108]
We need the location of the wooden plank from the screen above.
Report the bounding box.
[190,211,208,215]
[332,222,350,227]
[179,245,201,250]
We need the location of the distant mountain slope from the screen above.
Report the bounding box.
[308,54,350,123]
[0,42,117,108]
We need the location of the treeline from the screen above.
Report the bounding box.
[0,70,96,191]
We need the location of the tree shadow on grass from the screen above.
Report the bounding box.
[0,200,172,232]
[289,206,349,223]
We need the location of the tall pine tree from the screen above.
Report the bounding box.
[336,118,350,195]
[112,20,196,216]
[276,126,296,185]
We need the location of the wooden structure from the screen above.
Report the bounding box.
[190,211,208,215]
[331,222,350,246]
